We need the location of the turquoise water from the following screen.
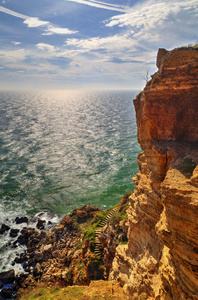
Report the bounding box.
[0,89,141,220]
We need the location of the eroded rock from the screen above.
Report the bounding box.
[110,47,198,299]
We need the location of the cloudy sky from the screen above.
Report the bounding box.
[0,0,197,90]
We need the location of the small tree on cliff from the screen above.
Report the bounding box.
[139,68,151,84]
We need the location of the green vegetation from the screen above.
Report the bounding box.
[179,158,196,175]
[20,286,86,300]
[84,208,116,244]
[187,42,198,49]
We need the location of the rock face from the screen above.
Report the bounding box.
[110,47,198,299]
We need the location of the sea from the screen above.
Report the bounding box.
[0,89,141,272]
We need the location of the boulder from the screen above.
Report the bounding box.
[0,269,15,284]
[15,217,28,224]
[0,288,13,299]
[0,224,10,234]
[10,228,20,238]
[36,219,46,230]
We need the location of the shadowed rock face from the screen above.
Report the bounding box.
[110,47,198,299]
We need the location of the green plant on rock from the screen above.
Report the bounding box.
[179,158,196,175]
[85,227,96,243]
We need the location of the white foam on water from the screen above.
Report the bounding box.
[0,210,61,273]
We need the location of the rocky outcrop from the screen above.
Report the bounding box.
[5,200,129,299]
[110,47,198,299]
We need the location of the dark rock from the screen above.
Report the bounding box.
[12,241,18,248]
[39,230,47,239]
[17,227,35,245]
[0,281,3,289]
[14,253,27,264]
[69,205,102,224]
[33,263,42,277]
[15,217,28,224]
[0,288,13,299]
[34,251,44,262]
[36,219,46,230]
[59,216,75,230]
[0,224,10,235]
[0,269,15,284]
[15,273,28,287]
[10,229,19,238]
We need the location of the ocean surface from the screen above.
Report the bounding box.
[0,89,141,271]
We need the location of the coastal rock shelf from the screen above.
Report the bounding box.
[110,47,198,299]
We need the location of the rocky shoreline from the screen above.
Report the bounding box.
[0,193,131,299]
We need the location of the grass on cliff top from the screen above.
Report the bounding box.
[19,282,125,300]
[19,286,86,300]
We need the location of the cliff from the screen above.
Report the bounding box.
[110,47,198,299]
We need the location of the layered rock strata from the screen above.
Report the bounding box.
[110,47,198,299]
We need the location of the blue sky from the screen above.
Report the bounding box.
[0,0,197,90]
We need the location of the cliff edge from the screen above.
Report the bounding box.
[110,47,198,299]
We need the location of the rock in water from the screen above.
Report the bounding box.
[15,217,28,224]
[0,269,15,284]
[36,219,46,230]
[0,288,13,299]
[0,224,10,234]
[10,229,20,238]
[110,47,198,299]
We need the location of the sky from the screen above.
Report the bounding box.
[0,0,197,90]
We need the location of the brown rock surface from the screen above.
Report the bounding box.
[110,47,198,299]
[15,202,129,297]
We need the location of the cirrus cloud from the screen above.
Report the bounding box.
[0,5,78,35]
[65,0,127,12]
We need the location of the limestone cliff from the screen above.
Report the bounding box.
[110,47,198,299]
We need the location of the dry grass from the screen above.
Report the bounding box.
[19,280,125,300]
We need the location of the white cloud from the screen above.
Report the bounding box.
[65,0,127,12]
[102,0,198,47]
[36,43,58,52]
[65,34,137,52]
[23,17,49,28]
[42,25,78,36]
[1,0,197,89]
[0,48,27,64]
[105,0,198,29]
[12,41,21,45]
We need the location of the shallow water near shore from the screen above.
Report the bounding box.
[0,89,140,272]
